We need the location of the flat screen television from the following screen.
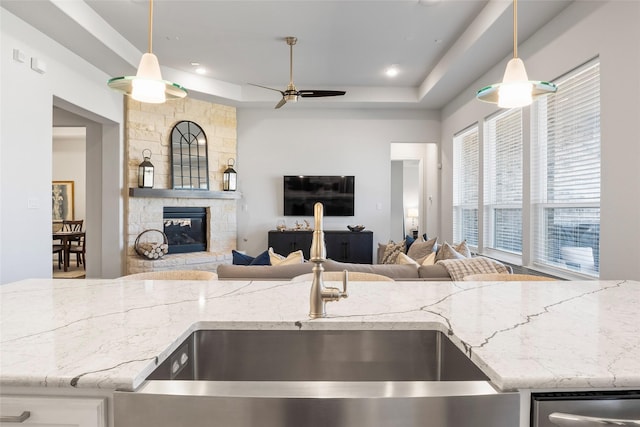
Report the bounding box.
[284,175,355,216]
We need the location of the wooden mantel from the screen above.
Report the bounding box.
[129,188,242,200]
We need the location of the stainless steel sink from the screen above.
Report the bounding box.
[114,330,518,427]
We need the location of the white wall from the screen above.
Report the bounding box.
[236,108,440,257]
[0,9,124,284]
[439,1,640,280]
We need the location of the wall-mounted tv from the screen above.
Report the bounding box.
[284,175,355,216]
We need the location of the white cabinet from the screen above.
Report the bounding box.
[0,396,105,427]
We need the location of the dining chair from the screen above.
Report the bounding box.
[63,219,84,248]
[62,219,83,232]
[68,232,86,269]
[52,242,64,270]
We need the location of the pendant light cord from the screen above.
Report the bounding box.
[148,0,154,54]
[513,0,518,58]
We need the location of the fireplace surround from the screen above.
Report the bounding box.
[163,207,207,254]
[124,96,238,275]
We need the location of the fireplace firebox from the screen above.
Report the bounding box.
[163,207,207,254]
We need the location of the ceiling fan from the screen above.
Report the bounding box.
[250,36,346,109]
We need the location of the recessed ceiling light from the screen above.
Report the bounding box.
[195,67,206,75]
[385,66,399,78]
[190,62,200,66]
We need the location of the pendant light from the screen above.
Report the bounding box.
[107,0,187,103]
[476,0,556,108]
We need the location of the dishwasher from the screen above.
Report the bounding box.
[532,390,640,426]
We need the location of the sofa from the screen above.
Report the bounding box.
[216,259,453,281]
[217,238,512,281]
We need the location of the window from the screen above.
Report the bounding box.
[483,109,523,255]
[453,126,479,247]
[532,59,600,276]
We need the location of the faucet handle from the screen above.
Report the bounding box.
[341,270,349,298]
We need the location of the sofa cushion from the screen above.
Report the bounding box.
[417,264,451,280]
[217,262,314,280]
[324,259,420,279]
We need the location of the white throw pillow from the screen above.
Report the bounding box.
[420,252,436,266]
[269,247,304,266]
[396,252,419,267]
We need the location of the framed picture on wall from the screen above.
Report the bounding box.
[52,181,74,221]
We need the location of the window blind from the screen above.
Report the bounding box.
[483,108,523,255]
[531,59,600,276]
[453,126,479,246]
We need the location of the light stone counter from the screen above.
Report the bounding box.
[0,278,638,392]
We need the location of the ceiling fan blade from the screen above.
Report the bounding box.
[248,83,285,95]
[299,90,346,98]
[275,98,287,109]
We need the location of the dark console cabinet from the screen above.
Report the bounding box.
[268,230,373,264]
[323,231,373,264]
[268,231,313,259]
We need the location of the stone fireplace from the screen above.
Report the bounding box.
[125,97,238,275]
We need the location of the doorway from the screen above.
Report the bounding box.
[390,142,439,242]
[52,127,87,277]
[52,98,123,279]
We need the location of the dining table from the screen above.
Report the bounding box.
[52,230,85,272]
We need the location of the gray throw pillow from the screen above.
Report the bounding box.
[435,241,468,261]
[454,240,472,258]
[407,237,438,261]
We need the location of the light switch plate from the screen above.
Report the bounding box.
[13,48,26,63]
[30,57,47,74]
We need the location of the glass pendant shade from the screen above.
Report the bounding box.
[131,53,166,103]
[107,0,187,103]
[497,58,533,108]
[476,0,556,107]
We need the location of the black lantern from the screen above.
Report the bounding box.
[138,149,154,188]
[223,158,237,191]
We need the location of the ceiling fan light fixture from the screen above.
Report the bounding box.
[248,36,346,109]
[476,0,555,108]
[107,0,187,103]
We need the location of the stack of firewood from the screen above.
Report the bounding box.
[134,229,169,260]
[136,242,168,259]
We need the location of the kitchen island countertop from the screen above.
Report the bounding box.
[0,277,638,392]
